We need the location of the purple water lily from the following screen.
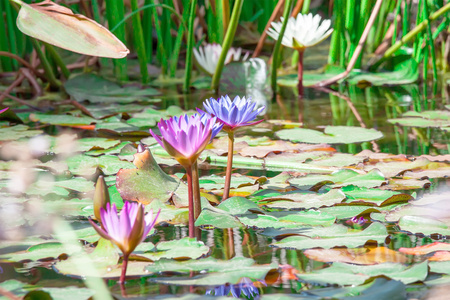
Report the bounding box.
[150,113,219,238]
[199,95,265,132]
[150,113,218,169]
[89,202,160,282]
[199,95,265,201]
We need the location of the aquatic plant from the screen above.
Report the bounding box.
[93,175,111,225]
[199,95,264,200]
[0,108,8,114]
[268,13,333,95]
[150,114,218,237]
[193,43,249,76]
[89,202,160,283]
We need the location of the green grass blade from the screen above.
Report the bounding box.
[183,0,197,92]
[130,0,149,84]
[211,0,244,92]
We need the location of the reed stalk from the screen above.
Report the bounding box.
[371,2,450,69]
[31,39,60,88]
[422,0,438,81]
[211,0,244,92]
[130,0,149,84]
[183,0,197,92]
[270,0,294,94]
[44,43,70,79]
[0,1,13,71]
[105,0,128,81]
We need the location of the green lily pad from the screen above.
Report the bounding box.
[0,241,80,262]
[260,189,346,209]
[398,215,450,236]
[297,261,427,286]
[289,169,387,190]
[64,74,160,103]
[272,222,388,249]
[276,126,383,144]
[149,257,276,286]
[66,154,134,176]
[239,210,336,229]
[116,149,188,207]
[29,113,96,126]
[135,238,209,261]
[0,125,43,141]
[388,110,450,129]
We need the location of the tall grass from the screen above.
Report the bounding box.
[0,0,448,91]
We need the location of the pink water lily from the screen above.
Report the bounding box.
[89,201,160,282]
[0,108,8,114]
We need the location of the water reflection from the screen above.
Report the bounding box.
[205,277,264,299]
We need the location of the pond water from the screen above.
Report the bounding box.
[0,81,449,299]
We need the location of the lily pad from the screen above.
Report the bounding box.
[276,126,383,144]
[64,74,160,103]
[116,149,188,207]
[272,222,388,249]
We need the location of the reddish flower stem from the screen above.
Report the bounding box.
[119,253,129,283]
[186,166,195,238]
[297,49,304,97]
[192,161,201,220]
[222,131,235,201]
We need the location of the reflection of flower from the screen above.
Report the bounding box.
[199,95,265,132]
[150,114,218,169]
[347,216,366,227]
[90,202,160,256]
[206,277,263,298]
[267,13,333,50]
[194,44,249,75]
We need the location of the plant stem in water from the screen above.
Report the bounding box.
[222,131,235,200]
[186,166,195,238]
[192,161,201,220]
[119,253,129,283]
[297,49,304,97]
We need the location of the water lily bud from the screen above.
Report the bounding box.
[137,143,146,153]
[93,175,110,222]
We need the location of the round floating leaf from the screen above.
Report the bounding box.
[276,126,383,144]
[135,238,209,261]
[398,215,450,236]
[65,74,160,104]
[272,222,388,249]
[0,125,43,141]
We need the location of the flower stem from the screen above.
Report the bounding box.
[192,161,201,220]
[222,131,235,201]
[297,49,304,98]
[119,253,129,283]
[186,166,195,238]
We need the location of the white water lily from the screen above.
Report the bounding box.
[267,13,333,50]
[193,43,249,76]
